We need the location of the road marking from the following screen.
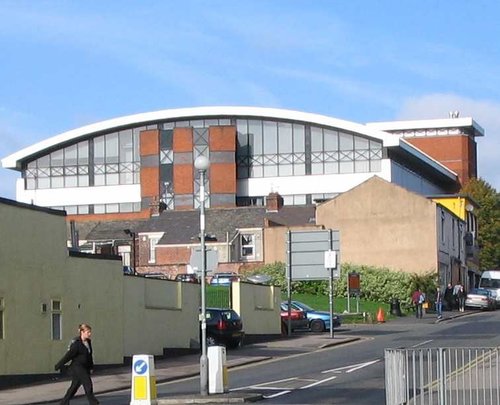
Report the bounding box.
[322,359,380,374]
[300,375,337,389]
[411,340,433,348]
[231,376,297,391]
[263,390,291,399]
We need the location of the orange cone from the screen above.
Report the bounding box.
[376,307,385,323]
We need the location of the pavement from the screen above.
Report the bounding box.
[0,310,475,405]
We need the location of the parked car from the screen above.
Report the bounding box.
[281,301,342,332]
[174,273,200,283]
[465,288,496,311]
[209,272,240,286]
[280,303,309,333]
[143,272,169,279]
[203,308,244,349]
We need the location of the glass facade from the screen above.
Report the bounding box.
[22,115,383,209]
[236,119,381,178]
[25,129,141,190]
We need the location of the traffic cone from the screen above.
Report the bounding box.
[376,307,385,323]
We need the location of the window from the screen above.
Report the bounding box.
[51,300,62,340]
[149,236,161,263]
[0,298,4,339]
[240,234,255,258]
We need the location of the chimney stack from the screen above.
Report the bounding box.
[149,196,161,217]
[266,192,283,212]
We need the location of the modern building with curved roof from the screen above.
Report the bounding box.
[1,106,482,221]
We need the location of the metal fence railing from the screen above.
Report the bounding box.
[385,347,499,405]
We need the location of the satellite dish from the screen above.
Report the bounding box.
[247,274,272,284]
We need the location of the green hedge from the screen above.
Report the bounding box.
[247,262,437,310]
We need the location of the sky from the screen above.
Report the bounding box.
[1,1,499,200]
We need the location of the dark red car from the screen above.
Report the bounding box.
[280,304,308,333]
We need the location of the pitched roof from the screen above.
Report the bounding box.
[81,205,316,245]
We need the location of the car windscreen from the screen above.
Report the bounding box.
[480,278,500,288]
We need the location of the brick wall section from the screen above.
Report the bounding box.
[140,167,160,196]
[140,130,161,155]
[209,126,236,151]
[209,126,236,206]
[406,135,477,186]
[156,246,192,264]
[173,127,194,152]
[173,165,194,194]
[209,164,236,194]
[67,211,151,222]
[140,130,160,212]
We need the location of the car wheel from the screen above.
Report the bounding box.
[226,339,241,349]
[310,319,325,333]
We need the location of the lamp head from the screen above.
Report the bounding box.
[194,155,210,171]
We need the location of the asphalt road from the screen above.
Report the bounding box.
[55,310,500,404]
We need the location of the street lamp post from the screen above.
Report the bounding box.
[194,155,210,396]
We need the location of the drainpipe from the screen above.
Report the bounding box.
[228,230,240,262]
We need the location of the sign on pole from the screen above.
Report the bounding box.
[287,230,340,281]
[190,247,219,275]
[286,229,341,339]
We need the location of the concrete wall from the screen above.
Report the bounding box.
[0,200,124,375]
[316,176,438,274]
[122,277,199,356]
[0,198,289,376]
[232,282,281,335]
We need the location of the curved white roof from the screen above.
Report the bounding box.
[2,106,400,169]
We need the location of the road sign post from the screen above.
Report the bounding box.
[324,248,340,339]
[286,230,341,338]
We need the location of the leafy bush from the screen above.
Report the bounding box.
[247,261,438,310]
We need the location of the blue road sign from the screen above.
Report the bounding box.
[133,359,148,375]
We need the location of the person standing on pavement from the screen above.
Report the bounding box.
[435,287,443,319]
[444,283,454,311]
[54,323,99,405]
[412,288,424,319]
[457,284,466,312]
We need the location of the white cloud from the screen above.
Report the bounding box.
[397,94,500,190]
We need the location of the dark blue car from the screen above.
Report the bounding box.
[281,301,342,332]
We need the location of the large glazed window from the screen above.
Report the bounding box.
[24,128,140,190]
[26,140,90,189]
[237,119,382,179]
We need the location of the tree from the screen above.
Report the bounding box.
[461,178,500,270]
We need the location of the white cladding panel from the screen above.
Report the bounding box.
[16,182,141,207]
[237,159,392,196]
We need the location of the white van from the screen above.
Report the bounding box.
[478,270,500,308]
